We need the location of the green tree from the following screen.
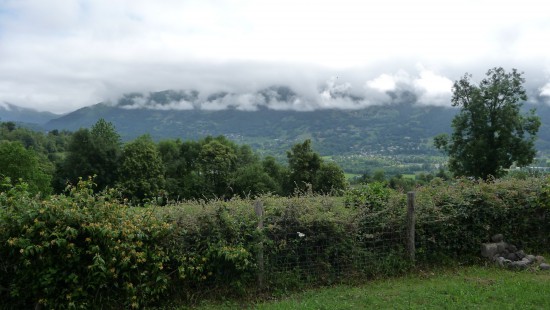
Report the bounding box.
[0,141,52,195]
[314,161,347,194]
[117,135,165,202]
[198,140,237,198]
[230,163,280,197]
[89,119,121,188]
[286,139,322,193]
[434,67,540,179]
[57,119,120,191]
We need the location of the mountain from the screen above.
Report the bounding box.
[44,89,458,156]
[42,88,550,156]
[0,102,60,125]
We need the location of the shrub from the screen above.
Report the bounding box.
[0,178,173,309]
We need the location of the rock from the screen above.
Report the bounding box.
[539,263,550,270]
[526,255,536,263]
[496,242,507,254]
[506,252,518,261]
[507,244,518,253]
[491,234,504,243]
[536,256,545,264]
[495,256,506,267]
[521,257,533,265]
[481,243,499,258]
[510,261,529,270]
[516,250,526,260]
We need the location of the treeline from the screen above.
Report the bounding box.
[0,120,347,201]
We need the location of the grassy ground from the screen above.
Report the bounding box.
[190,266,550,309]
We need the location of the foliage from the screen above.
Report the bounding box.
[2,175,550,308]
[286,139,322,192]
[344,181,392,210]
[434,67,541,179]
[0,178,173,309]
[117,135,165,202]
[57,119,121,191]
[0,141,53,195]
[286,140,347,195]
[314,162,348,195]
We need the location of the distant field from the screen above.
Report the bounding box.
[344,173,361,180]
[194,266,550,309]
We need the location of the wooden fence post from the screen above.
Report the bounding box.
[254,200,265,289]
[406,191,416,263]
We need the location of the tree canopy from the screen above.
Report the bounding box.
[434,67,540,179]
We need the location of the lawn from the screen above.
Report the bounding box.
[192,266,550,309]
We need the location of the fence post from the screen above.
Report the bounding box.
[254,200,265,289]
[406,191,416,263]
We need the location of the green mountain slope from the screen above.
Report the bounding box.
[45,101,457,156]
[41,88,550,156]
[0,102,60,125]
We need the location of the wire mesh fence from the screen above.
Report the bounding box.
[255,196,414,288]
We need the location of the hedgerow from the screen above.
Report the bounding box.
[1,176,549,308]
[0,178,172,309]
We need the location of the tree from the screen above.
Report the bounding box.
[117,135,165,202]
[434,67,540,179]
[315,161,348,195]
[198,140,237,198]
[58,119,121,191]
[286,139,322,193]
[0,141,52,195]
[230,163,280,197]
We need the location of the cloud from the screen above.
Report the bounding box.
[1,1,550,113]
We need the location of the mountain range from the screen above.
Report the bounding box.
[3,87,550,156]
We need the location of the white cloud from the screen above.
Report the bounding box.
[1,0,550,112]
[413,69,453,106]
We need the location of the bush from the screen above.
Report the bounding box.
[2,176,550,308]
[0,178,173,309]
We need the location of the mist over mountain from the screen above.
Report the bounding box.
[38,87,454,156]
[3,83,548,156]
[0,102,60,125]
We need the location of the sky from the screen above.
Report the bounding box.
[1,0,550,114]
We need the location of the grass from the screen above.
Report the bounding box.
[190,266,550,309]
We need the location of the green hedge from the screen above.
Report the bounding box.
[1,176,549,308]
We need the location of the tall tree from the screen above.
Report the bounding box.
[0,141,53,195]
[315,161,348,195]
[117,135,165,202]
[58,119,121,191]
[434,67,540,179]
[286,139,322,193]
[198,140,237,198]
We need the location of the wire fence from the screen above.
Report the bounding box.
[254,196,415,288]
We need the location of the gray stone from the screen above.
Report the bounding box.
[539,263,550,270]
[496,242,508,254]
[536,255,545,264]
[491,234,504,243]
[510,261,529,270]
[526,255,536,263]
[507,244,518,253]
[481,243,499,258]
[516,250,526,259]
[521,257,533,265]
[495,256,506,267]
[506,252,518,261]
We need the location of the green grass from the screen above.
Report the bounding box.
[344,173,361,180]
[191,266,550,309]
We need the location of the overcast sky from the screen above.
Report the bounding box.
[1,0,550,114]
